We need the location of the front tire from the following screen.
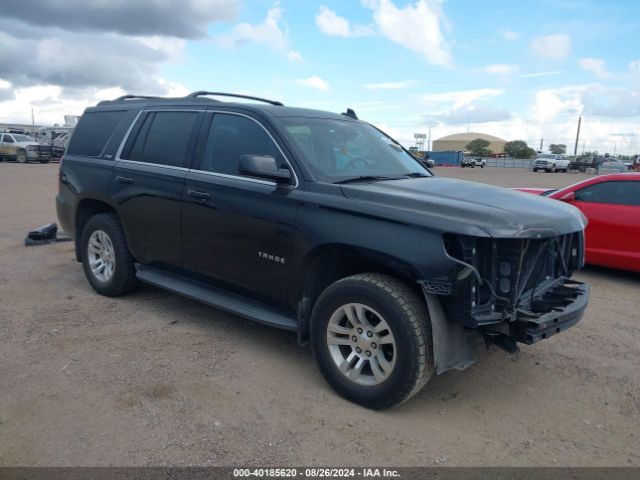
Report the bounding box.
[17,150,27,163]
[311,273,433,409]
[81,213,138,297]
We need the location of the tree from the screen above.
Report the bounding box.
[549,144,567,155]
[504,140,536,159]
[465,138,492,157]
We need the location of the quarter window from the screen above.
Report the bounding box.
[2,135,14,143]
[122,111,198,168]
[66,110,126,157]
[201,114,284,176]
[575,181,640,207]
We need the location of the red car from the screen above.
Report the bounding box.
[515,173,640,272]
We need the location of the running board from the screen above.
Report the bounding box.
[135,265,297,331]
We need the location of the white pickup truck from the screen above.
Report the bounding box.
[533,154,569,173]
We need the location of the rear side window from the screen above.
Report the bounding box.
[122,111,198,168]
[67,110,126,157]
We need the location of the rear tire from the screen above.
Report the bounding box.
[310,273,433,409]
[81,213,138,297]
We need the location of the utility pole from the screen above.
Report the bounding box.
[427,125,431,151]
[582,141,585,154]
[573,116,582,156]
[31,107,35,127]
[539,138,543,152]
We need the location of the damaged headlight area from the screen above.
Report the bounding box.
[436,232,588,345]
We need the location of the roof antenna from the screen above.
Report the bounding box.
[342,108,358,120]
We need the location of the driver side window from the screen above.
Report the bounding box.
[2,135,14,143]
[202,114,284,176]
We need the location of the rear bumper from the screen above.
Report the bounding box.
[513,278,589,344]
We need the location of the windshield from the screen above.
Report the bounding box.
[537,154,557,159]
[279,117,431,183]
[12,134,35,142]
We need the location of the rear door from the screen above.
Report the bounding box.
[573,180,640,270]
[112,109,203,267]
[181,111,299,307]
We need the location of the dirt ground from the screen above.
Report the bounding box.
[1,163,638,467]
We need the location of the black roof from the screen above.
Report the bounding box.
[91,92,351,121]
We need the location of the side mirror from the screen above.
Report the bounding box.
[239,155,291,183]
[559,191,576,202]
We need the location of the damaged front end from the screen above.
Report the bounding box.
[439,232,589,344]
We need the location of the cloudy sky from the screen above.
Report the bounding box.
[1,0,639,154]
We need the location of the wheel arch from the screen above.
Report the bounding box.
[74,198,118,262]
[296,243,424,342]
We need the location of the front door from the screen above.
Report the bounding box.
[182,112,299,307]
[0,134,16,157]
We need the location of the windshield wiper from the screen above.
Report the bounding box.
[404,172,430,178]
[334,175,394,185]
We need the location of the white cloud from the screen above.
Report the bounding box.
[363,0,452,67]
[315,5,372,37]
[578,57,615,79]
[498,29,519,41]
[530,34,571,61]
[424,103,512,124]
[0,81,190,125]
[480,64,519,76]
[0,78,11,89]
[286,51,303,62]
[363,80,418,90]
[296,76,330,91]
[422,88,504,109]
[520,70,564,79]
[215,6,301,61]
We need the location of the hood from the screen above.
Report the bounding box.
[340,177,586,238]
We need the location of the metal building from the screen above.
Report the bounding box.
[432,132,507,154]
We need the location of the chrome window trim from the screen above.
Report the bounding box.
[114,109,298,188]
[117,158,190,172]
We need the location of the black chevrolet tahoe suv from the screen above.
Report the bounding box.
[57,92,589,409]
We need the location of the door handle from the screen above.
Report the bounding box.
[116,176,134,184]
[187,189,212,200]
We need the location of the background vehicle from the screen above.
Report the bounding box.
[533,154,569,173]
[57,92,589,409]
[0,132,52,163]
[461,156,486,168]
[515,173,640,272]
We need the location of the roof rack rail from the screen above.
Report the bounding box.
[113,95,162,102]
[186,91,284,106]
